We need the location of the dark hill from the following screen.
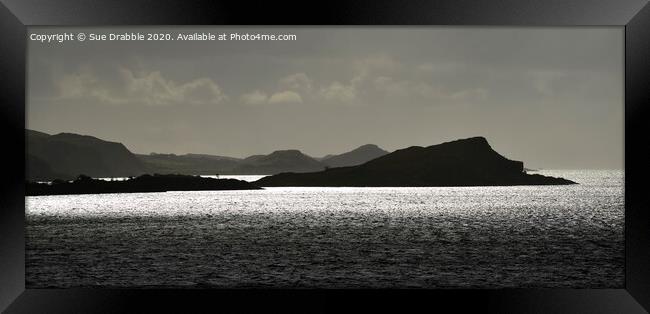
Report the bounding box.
[242,154,266,163]
[233,150,326,175]
[316,154,335,162]
[138,153,242,175]
[27,130,147,181]
[255,137,576,187]
[27,154,68,181]
[322,144,389,168]
[26,174,261,196]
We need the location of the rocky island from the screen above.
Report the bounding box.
[26,174,262,196]
[255,137,576,187]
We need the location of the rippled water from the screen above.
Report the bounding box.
[26,170,624,288]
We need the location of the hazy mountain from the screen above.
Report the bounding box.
[315,154,335,162]
[242,154,266,163]
[141,145,387,175]
[184,153,241,162]
[232,150,326,175]
[27,130,147,180]
[138,153,242,175]
[321,144,388,168]
[256,137,576,187]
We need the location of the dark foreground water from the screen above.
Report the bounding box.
[26,170,624,288]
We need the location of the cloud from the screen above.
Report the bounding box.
[372,75,488,104]
[236,57,488,107]
[55,67,228,106]
[57,71,92,99]
[268,90,303,104]
[308,56,398,106]
[239,74,310,106]
[56,68,121,104]
[120,69,228,106]
[279,73,313,92]
[319,81,357,103]
[240,90,269,105]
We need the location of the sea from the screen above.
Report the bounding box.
[25,170,624,288]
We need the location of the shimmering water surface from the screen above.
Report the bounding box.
[26,170,624,288]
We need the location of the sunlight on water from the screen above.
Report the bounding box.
[26,170,623,288]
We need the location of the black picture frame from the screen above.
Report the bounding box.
[1,0,649,312]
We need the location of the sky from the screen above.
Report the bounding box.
[27,27,623,169]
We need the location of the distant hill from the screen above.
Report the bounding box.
[27,174,260,196]
[315,154,334,162]
[140,145,388,175]
[138,153,242,175]
[242,154,266,164]
[256,137,576,187]
[27,130,147,181]
[232,150,326,175]
[321,144,389,168]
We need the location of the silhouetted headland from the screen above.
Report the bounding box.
[27,129,147,181]
[256,137,577,187]
[27,174,261,196]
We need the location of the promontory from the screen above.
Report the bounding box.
[255,137,576,187]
